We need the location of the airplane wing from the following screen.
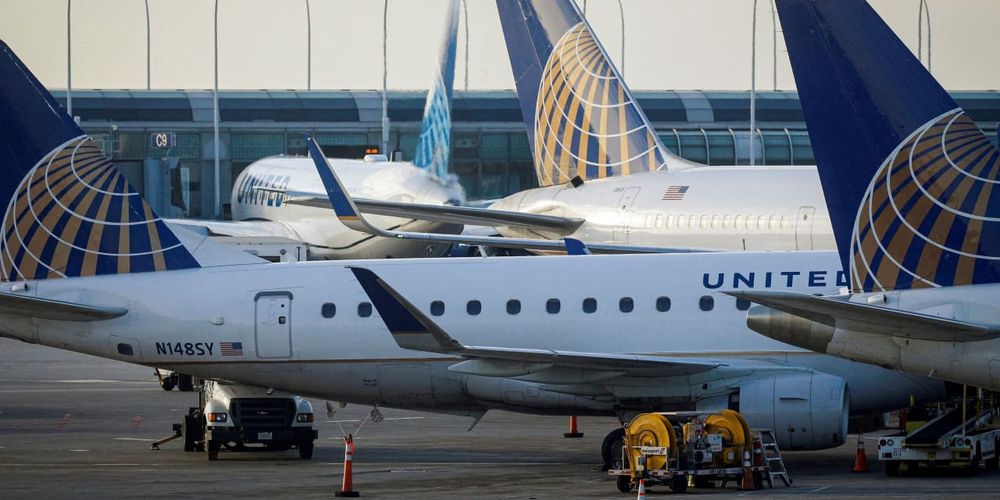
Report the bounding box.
[304,137,700,255]
[0,292,127,321]
[165,219,301,240]
[288,196,584,233]
[727,290,1000,342]
[349,266,723,379]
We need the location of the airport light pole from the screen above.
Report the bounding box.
[616,0,625,76]
[66,0,72,116]
[145,0,151,90]
[770,0,777,91]
[462,0,469,90]
[306,0,312,90]
[213,0,221,218]
[918,0,932,72]
[381,0,389,156]
[749,0,757,167]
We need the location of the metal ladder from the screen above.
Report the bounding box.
[756,429,792,487]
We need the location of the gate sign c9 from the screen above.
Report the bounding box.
[151,132,177,149]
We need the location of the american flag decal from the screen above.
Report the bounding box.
[662,185,689,201]
[220,342,244,356]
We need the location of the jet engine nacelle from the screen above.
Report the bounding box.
[736,372,848,450]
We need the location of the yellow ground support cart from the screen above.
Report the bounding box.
[609,410,774,494]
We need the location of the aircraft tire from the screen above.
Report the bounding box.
[601,428,626,470]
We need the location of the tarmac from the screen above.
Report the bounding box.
[2,337,999,499]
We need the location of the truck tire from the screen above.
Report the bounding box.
[298,441,314,460]
[205,439,220,461]
[182,415,197,452]
[987,439,1000,469]
[670,474,688,493]
[883,461,900,477]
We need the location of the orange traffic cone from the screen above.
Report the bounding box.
[853,434,870,473]
[740,450,757,490]
[335,434,360,497]
[636,478,647,499]
[564,415,584,438]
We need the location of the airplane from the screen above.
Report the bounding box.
[730,0,1000,391]
[304,132,947,462]
[165,0,472,260]
[0,32,946,470]
[348,0,837,254]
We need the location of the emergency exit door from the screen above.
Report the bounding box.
[255,292,292,358]
[795,206,816,250]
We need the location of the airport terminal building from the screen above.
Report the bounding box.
[54,89,1000,218]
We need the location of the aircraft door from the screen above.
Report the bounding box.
[795,206,816,250]
[614,187,641,243]
[255,292,292,358]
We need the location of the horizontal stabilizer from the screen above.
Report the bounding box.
[287,196,584,233]
[350,266,723,379]
[0,292,127,321]
[728,291,1000,342]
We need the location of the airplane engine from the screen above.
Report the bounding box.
[735,372,848,450]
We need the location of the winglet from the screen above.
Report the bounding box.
[348,267,463,353]
[564,238,591,255]
[305,136,374,233]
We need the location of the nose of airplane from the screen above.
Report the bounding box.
[745,305,835,353]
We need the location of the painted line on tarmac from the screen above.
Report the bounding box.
[324,417,424,423]
[113,437,157,442]
[810,486,831,493]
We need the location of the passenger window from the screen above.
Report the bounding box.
[689,215,697,228]
[699,296,715,311]
[582,297,597,313]
[656,296,671,312]
[745,215,754,230]
[430,300,445,316]
[734,214,743,229]
[666,214,675,229]
[677,215,686,229]
[619,297,634,313]
[769,215,779,230]
[757,216,767,230]
[321,302,336,318]
[655,214,664,229]
[506,299,521,315]
[736,298,752,311]
[780,215,791,229]
[700,215,709,228]
[546,298,561,314]
[711,215,720,229]
[358,302,373,317]
[467,300,482,316]
[723,215,732,229]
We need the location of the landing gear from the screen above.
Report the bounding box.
[601,427,626,470]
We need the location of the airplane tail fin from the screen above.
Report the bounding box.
[0,40,200,281]
[496,0,673,187]
[777,0,1000,292]
[412,0,459,182]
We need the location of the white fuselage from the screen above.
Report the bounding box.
[230,156,466,259]
[491,166,834,251]
[0,251,943,422]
